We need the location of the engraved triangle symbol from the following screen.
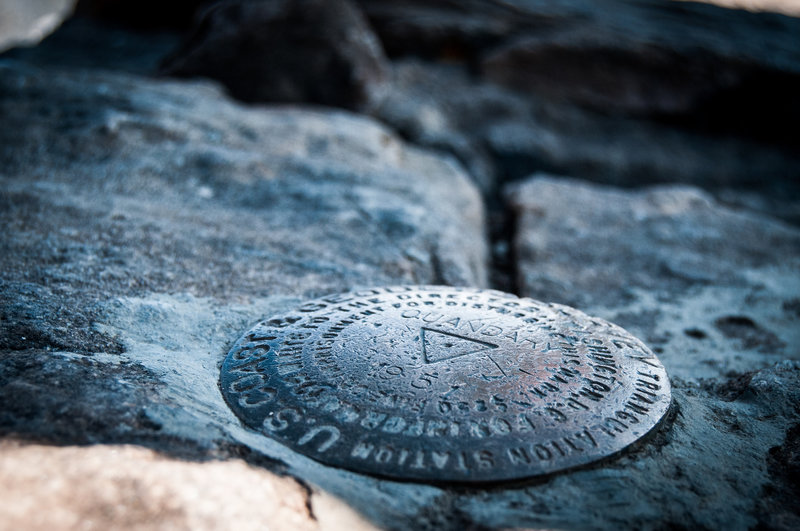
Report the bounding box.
[420,327,498,364]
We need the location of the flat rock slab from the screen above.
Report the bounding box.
[1,42,799,531]
[3,295,798,529]
[508,176,800,381]
[0,60,484,528]
[0,60,486,355]
[503,176,800,529]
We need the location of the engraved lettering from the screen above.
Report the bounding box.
[381,416,407,433]
[361,411,387,430]
[222,286,670,482]
[264,407,301,432]
[533,444,552,460]
[476,450,495,469]
[432,451,450,469]
[375,447,393,464]
[508,447,531,465]
[298,425,340,452]
[351,441,373,459]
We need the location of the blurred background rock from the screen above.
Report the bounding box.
[4,0,797,223]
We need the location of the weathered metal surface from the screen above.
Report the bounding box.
[220,286,671,482]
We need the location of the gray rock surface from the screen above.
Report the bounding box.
[501,176,800,529]
[0,59,485,302]
[0,57,485,449]
[161,0,389,112]
[508,176,800,381]
[375,59,800,220]
[4,284,799,529]
[2,7,800,530]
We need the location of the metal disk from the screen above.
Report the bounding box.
[220,286,671,482]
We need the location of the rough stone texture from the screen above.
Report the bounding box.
[374,60,502,193]
[3,293,799,529]
[375,59,800,221]
[2,7,800,530]
[0,60,486,354]
[508,176,800,381]
[161,0,390,112]
[8,12,799,223]
[0,54,485,441]
[500,176,800,529]
[0,441,374,531]
[0,56,488,528]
